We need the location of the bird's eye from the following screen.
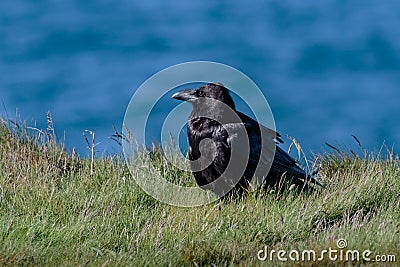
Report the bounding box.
[197,91,205,97]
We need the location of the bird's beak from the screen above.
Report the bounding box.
[172,89,198,102]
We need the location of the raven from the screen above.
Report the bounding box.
[172,83,320,196]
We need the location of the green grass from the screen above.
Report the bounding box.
[0,117,399,266]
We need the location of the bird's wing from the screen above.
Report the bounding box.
[225,111,322,187]
[236,111,283,143]
[222,121,277,187]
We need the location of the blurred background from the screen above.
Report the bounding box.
[1,0,399,157]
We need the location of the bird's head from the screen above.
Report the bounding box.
[172,83,235,109]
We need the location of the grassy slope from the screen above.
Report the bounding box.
[0,118,399,266]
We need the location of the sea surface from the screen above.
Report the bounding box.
[1,0,399,157]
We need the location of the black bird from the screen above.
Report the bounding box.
[172,83,320,196]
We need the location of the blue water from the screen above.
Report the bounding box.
[1,0,399,156]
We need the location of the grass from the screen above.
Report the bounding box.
[0,116,399,266]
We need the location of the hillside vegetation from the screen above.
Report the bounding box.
[0,117,398,266]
